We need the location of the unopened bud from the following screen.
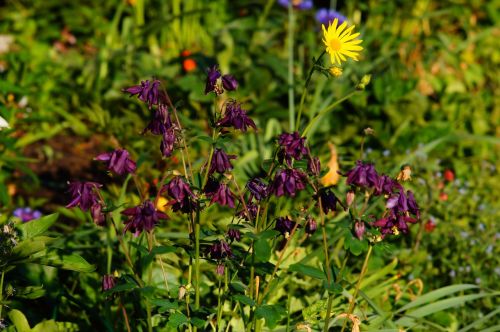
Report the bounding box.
[356,74,371,90]
[346,190,355,207]
[178,285,187,300]
[329,67,343,77]
[363,127,375,136]
[305,218,317,235]
[216,264,225,276]
[354,221,365,240]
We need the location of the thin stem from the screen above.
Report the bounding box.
[154,234,170,292]
[146,299,153,332]
[340,245,373,332]
[194,210,201,310]
[287,1,295,132]
[216,276,223,330]
[0,271,4,319]
[319,198,334,331]
[119,298,132,332]
[302,90,358,137]
[295,50,327,131]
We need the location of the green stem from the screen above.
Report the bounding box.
[295,51,326,131]
[302,90,358,137]
[0,271,4,319]
[340,245,373,332]
[216,276,223,330]
[287,1,295,132]
[194,211,201,310]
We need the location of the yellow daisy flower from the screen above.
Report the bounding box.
[322,18,363,65]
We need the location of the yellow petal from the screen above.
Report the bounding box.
[334,21,348,38]
[321,143,340,186]
[338,25,355,39]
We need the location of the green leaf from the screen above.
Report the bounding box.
[289,263,326,280]
[16,213,59,239]
[32,250,95,272]
[8,309,31,331]
[10,237,55,262]
[396,284,479,313]
[255,304,285,329]
[102,282,138,296]
[459,307,500,332]
[167,312,189,328]
[254,238,271,263]
[233,294,256,307]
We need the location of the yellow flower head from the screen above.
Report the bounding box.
[322,18,363,65]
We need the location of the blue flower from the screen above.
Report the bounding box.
[315,8,347,26]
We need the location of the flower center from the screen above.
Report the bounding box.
[330,38,341,51]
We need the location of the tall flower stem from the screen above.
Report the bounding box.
[0,270,4,320]
[295,51,326,131]
[319,199,334,332]
[340,245,373,332]
[287,1,295,132]
[194,209,201,310]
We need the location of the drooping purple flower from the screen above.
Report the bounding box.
[221,75,238,91]
[374,174,400,196]
[315,8,347,26]
[305,218,317,235]
[373,212,417,235]
[209,183,236,208]
[308,156,321,177]
[203,177,220,197]
[237,202,259,221]
[217,101,256,132]
[274,216,297,236]
[160,128,176,157]
[91,203,106,226]
[354,221,366,240]
[407,190,420,219]
[208,240,233,260]
[205,66,222,95]
[227,228,241,242]
[209,148,237,174]
[163,176,195,203]
[122,200,168,236]
[122,79,162,109]
[13,207,42,223]
[66,181,102,212]
[143,104,172,135]
[317,189,339,214]
[278,0,313,10]
[95,149,137,176]
[246,178,268,201]
[278,132,309,164]
[345,160,379,188]
[270,168,308,197]
[102,274,117,292]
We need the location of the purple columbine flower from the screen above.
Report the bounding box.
[227,228,241,242]
[374,175,400,196]
[237,202,259,221]
[305,218,317,235]
[122,79,162,109]
[209,148,237,174]
[221,75,238,91]
[95,149,137,176]
[209,183,236,208]
[278,132,309,164]
[66,181,102,212]
[278,0,313,10]
[246,178,268,201]
[205,65,222,95]
[317,189,339,214]
[315,8,347,26]
[163,176,197,213]
[102,274,117,292]
[217,101,256,132]
[308,156,321,177]
[345,160,379,188]
[274,216,297,236]
[270,168,308,197]
[354,221,366,240]
[122,200,168,236]
[91,203,106,226]
[407,190,420,219]
[13,207,42,222]
[143,104,172,135]
[209,240,233,260]
[160,128,176,157]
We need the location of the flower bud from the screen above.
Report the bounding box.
[356,74,371,90]
[305,218,317,235]
[216,264,225,276]
[354,221,365,240]
[329,67,342,77]
[307,157,321,177]
[102,274,116,292]
[346,190,355,207]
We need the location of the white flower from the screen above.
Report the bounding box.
[0,115,10,130]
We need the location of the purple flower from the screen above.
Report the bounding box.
[270,168,308,197]
[209,183,236,208]
[122,200,168,236]
[317,189,339,214]
[354,221,365,240]
[227,228,241,242]
[13,207,42,223]
[274,216,297,236]
[237,202,259,221]
[308,157,321,176]
[143,104,172,135]
[278,0,313,10]
[216,264,225,275]
[95,149,137,176]
[407,190,420,219]
[91,203,106,226]
[305,218,317,235]
[345,160,379,188]
[122,79,162,109]
[160,128,176,157]
[66,181,102,212]
[374,175,400,196]
[102,274,117,292]
[246,178,268,201]
[278,132,309,164]
[209,240,233,260]
[221,75,238,91]
[315,8,347,26]
[209,148,237,174]
[205,66,222,95]
[217,101,256,132]
[163,176,195,203]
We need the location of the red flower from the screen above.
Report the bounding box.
[444,169,455,182]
